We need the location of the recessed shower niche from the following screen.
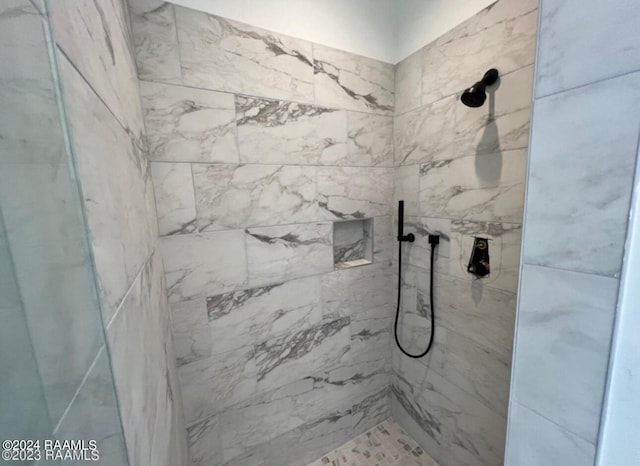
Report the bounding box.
[332,219,373,269]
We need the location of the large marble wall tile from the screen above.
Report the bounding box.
[59,55,157,322]
[236,95,348,165]
[176,7,314,102]
[506,402,595,466]
[178,346,258,424]
[161,230,247,303]
[49,0,145,146]
[218,376,343,462]
[313,44,394,115]
[107,250,186,466]
[151,162,197,236]
[421,0,538,106]
[393,96,456,166]
[193,164,320,230]
[141,81,238,163]
[129,0,182,83]
[511,265,618,443]
[453,66,533,157]
[346,112,394,167]
[321,262,393,322]
[373,216,393,262]
[429,326,511,417]
[245,223,333,285]
[186,415,222,466]
[535,0,640,98]
[351,387,390,435]
[394,50,422,115]
[254,317,351,393]
[397,217,452,276]
[207,277,323,356]
[522,72,640,277]
[318,167,393,220]
[170,298,210,366]
[449,220,522,293]
[349,317,392,365]
[419,149,527,223]
[52,348,128,465]
[430,273,516,358]
[393,164,420,215]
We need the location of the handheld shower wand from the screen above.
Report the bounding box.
[394,200,438,358]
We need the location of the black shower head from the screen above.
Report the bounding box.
[461,68,499,108]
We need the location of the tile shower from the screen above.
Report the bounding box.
[3,0,637,465]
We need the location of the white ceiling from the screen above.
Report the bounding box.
[168,0,496,64]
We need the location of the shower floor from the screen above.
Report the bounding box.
[307,419,440,466]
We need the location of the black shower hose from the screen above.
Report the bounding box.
[394,240,437,358]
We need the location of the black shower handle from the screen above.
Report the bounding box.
[397,201,415,242]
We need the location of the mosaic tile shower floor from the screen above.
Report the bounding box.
[308,419,440,466]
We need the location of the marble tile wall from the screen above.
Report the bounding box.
[48,0,189,465]
[130,2,396,464]
[506,1,640,464]
[391,0,537,465]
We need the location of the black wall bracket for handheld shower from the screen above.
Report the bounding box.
[397,200,415,242]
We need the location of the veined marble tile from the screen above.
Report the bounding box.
[395,50,422,115]
[349,317,392,365]
[522,72,640,277]
[254,317,351,393]
[258,406,353,466]
[421,0,538,106]
[419,149,527,223]
[394,164,420,216]
[178,346,258,424]
[236,95,348,165]
[535,0,640,98]
[393,96,456,166]
[373,216,393,263]
[187,414,222,466]
[429,326,511,417]
[351,387,391,435]
[53,348,128,466]
[449,220,522,293]
[129,0,182,83]
[512,265,618,442]
[59,54,157,322]
[170,298,210,366]
[176,7,314,102]
[193,164,320,230]
[141,81,238,163]
[161,230,247,303]
[391,395,444,465]
[506,402,596,466]
[49,0,145,147]
[346,112,394,167]
[218,376,337,461]
[396,217,452,276]
[428,273,516,358]
[318,167,393,220]
[314,44,394,115]
[206,276,323,355]
[417,369,507,466]
[325,358,389,404]
[453,66,533,158]
[245,223,333,286]
[151,162,197,236]
[107,250,183,466]
[321,261,393,322]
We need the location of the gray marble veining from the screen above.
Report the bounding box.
[193,164,320,230]
[141,81,238,163]
[151,162,197,236]
[236,95,349,165]
[522,71,640,277]
[176,6,315,102]
[245,223,333,286]
[313,44,394,115]
[512,265,618,443]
